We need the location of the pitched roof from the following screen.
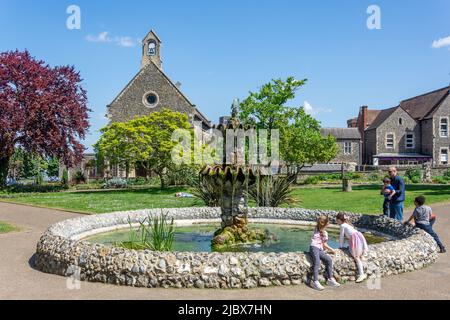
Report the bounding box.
[365,109,382,128]
[400,86,450,120]
[142,29,162,43]
[365,107,398,131]
[108,61,211,127]
[321,128,361,140]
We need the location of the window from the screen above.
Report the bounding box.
[441,148,448,165]
[148,40,157,56]
[399,118,403,125]
[386,133,395,149]
[142,91,159,108]
[440,118,448,137]
[344,142,352,155]
[405,133,414,149]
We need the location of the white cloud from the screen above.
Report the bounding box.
[86,31,111,43]
[116,36,139,48]
[86,32,139,48]
[432,36,450,49]
[303,101,332,116]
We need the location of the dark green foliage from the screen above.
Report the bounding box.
[302,176,321,185]
[191,176,221,207]
[248,174,297,207]
[406,169,423,184]
[6,184,64,193]
[61,169,69,189]
[74,171,86,184]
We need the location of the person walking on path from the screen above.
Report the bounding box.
[386,167,405,221]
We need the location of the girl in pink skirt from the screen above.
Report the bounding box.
[336,213,368,283]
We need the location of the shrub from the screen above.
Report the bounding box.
[406,169,422,183]
[102,178,128,189]
[369,173,381,181]
[433,176,448,184]
[248,174,297,207]
[443,170,450,180]
[191,177,221,207]
[6,184,64,193]
[61,169,69,189]
[303,176,320,185]
[74,171,86,184]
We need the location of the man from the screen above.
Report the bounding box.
[386,167,405,221]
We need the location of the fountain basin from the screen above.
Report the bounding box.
[35,207,439,289]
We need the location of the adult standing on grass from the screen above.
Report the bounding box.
[386,167,406,221]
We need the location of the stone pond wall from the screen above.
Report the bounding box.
[34,208,439,289]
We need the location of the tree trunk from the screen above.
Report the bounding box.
[159,172,166,189]
[0,156,10,188]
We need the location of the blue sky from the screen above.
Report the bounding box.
[1,0,450,152]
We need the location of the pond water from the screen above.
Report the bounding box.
[85,223,387,253]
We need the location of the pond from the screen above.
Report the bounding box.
[85,223,387,253]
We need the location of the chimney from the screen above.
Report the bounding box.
[360,106,368,129]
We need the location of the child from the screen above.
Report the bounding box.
[380,178,396,216]
[336,213,369,283]
[309,216,341,291]
[404,196,446,253]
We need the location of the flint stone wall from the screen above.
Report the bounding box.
[35,207,439,289]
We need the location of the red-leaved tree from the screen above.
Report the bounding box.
[0,50,90,187]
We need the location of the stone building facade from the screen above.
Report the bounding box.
[348,86,450,166]
[106,30,211,130]
[320,128,361,165]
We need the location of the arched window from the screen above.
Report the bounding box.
[148,41,157,56]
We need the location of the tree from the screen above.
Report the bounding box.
[132,109,191,188]
[239,77,307,130]
[280,107,337,171]
[0,50,89,187]
[239,77,337,172]
[96,109,191,189]
[94,122,144,179]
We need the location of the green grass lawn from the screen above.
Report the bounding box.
[1,184,450,215]
[0,221,19,234]
[291,184,450,214]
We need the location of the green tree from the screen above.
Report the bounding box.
[95,109,192,189]
[95,122,143,179]
[132,109,191,188]
[280,108,337,171]
[239,77,307,130]
[239,77,337,172]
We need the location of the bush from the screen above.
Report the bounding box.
[443,170,450,180]
[303,176,320,185]
[433,176,448,184]
[406,169,422,183]
[61,169,69,189]
[74,171,86,184]
[248,174,297,207]
[6,184,64,193]
[191,177,221,207]
[369,173,381,182]
[102,178,128,189]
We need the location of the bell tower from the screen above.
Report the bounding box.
[141,29,162,69]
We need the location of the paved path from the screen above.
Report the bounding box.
[0,202,449,300]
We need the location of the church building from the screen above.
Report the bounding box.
[106,30,211,130]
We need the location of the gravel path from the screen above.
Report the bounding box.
[0,201,448,300]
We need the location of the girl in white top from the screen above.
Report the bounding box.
[336,213,368,283]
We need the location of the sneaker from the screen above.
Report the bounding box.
[311,280,325,291]
[327,278,341,287]
[356,274,368,283]
[440,247,446,253]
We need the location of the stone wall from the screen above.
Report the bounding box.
[35,208,439,289]
[432,95,450,166]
